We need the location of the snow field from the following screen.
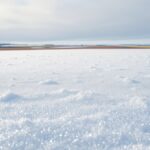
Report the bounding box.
[0,49,150,149]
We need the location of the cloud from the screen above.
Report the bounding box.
[0,0,150,41]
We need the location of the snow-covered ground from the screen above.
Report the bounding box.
[0,49,150,150]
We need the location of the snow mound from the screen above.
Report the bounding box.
[72,91,100,104]
[39,79,59,85]
[0,92,22,103]
[50,88,78,99]
[128,96,147,108]
[54,88,77,95]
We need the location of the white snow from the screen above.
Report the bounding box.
[0,49,150,149]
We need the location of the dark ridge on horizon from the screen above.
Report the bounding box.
[0,43,150,50]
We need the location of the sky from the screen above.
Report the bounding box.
[0,0,150,42]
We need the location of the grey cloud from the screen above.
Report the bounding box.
[0,0,150,41]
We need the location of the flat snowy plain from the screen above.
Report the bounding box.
[0,49,150,150]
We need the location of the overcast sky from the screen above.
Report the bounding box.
[0,0,150,42]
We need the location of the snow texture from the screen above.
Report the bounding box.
[0,49,150,150]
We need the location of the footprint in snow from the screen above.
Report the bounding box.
[131,79,140,84]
